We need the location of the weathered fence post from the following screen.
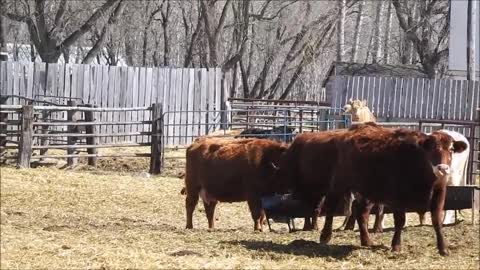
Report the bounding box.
[299,109,303,133]
[17,105,34,168]
[67,100,80,167]
[0,97,8,157]
[150,103,163,174]
[84,104,97,166]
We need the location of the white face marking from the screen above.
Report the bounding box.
[432,164,451,178]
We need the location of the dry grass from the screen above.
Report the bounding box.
[1,148,479,269]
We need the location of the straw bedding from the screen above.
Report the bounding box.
[0,148,478,269]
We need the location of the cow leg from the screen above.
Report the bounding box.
[261,212,267,225]
[373,204,384,233]
[320,194,341,244]
[311,213,319,231]
[418,211,427,225]
[356,198,374,246]
[343,199,357,230]
[303,217,313,231]
[247,197,264,231]
[186,194,199,229]
[431,185,449,256]
[203,201,218,229]
[343,214,356,230]
[391,209,406,252]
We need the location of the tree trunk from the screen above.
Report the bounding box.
[0,14,7,61]
[30,42,37,62]
[163,22,170,66]
[372,1,385,63]
[83,0,125,64]
[467,0,477,80]
[337,0,346,61]
[142,26,148,66]
[383,1,393,64]
[350,0,365,63]
[406,1,418,64]
[124,38,135,66]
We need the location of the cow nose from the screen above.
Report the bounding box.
[436,164,450,176]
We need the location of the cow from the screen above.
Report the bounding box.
[343,129,471,232]
[274,128,350,231]
[183,137,288,231]
[236,126,297,143]
[315,123,468,256]
[343,99,376,122]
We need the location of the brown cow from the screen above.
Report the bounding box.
[275,129,348,231]
[317,123,467,256]
[184,137,288,231]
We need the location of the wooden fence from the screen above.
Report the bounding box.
[0,104,163,174]
[0,61,225,145]
[328,76,480,122]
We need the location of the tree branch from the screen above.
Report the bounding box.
[53,0,67,31]
[82,0,125,64]
[60,0,119,50]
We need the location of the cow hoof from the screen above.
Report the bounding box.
[391,245,401,252]
[439,249,449,256]
[361,239,374,247]
[319,233,332,244]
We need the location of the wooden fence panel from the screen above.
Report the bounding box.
[207,69,215,133]
[187,69,195,144]
[143,67,153,142]
[0,62,288,145]
[331,75,479,122]
[180,69,189,145]
[173,69,183,145]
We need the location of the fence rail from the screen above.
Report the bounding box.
[329,76,480,122]
[0,62,225,144]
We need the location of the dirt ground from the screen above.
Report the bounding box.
[1,148,479,269]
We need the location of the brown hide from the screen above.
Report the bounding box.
[184,137,288,231]
[277,123,465,255]
[275,129,347,230]
[318,123,466,256]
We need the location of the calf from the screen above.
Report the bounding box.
[318,124,467,256]
[184,137,288,231]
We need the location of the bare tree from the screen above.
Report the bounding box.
[1,0,122,63]
[372,1,385,63]
[337,0,346,61]
[83,0,126,64]
[350,0,365,63]
[392,0,450,78]
[467,0,477,80]
[383,1,393,64]
[0,10,6,60]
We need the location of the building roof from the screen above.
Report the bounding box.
[321,62,428,87]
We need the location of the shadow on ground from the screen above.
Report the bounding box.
[222,239,379,259]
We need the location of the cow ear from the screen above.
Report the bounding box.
[362,100,367,106]
[452,141,468,153]
[422,136,436,151]
[348,98,353,104]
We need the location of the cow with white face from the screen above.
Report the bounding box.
[429,129,470,224]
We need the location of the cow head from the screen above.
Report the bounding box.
[421,132,468,178]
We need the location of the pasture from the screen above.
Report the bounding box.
[1,147,479,269]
